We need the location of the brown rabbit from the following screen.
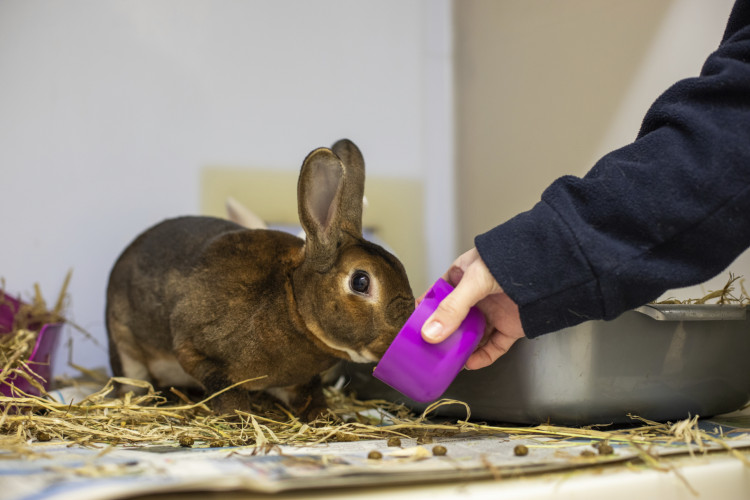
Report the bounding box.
[106,139,414,419]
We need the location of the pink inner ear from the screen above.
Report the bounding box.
[308,161,342,231]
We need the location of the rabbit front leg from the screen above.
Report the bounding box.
[173,341,253,415]
[266,375,329,422]
[201,371,254,416]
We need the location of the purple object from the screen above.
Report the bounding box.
[373,278,486,403]
[0,292,62,398]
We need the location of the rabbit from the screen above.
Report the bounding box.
[106,139,415,420]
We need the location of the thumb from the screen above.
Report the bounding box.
[421,277,488,344]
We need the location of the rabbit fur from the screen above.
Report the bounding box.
[106,139,414,419]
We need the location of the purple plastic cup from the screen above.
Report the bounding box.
[0,293,62,398]
[373,278,486,403]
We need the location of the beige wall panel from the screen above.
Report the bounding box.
[454,0,672,248]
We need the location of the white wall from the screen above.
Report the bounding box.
[591,0,747,300]
[0,0,454,376]
[592,0,736,162]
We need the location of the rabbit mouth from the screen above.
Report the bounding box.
[330,344,378,363]
[315,333,379,363]
[347,348,379,363]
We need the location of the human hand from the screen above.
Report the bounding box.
[420,247,526,369]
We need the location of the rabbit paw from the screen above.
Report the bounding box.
[266,377,330,423]
[209,389,253,417]
[299,398,330,423]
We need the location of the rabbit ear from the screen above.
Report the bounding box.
[331,139,365,231]
[225,197,268,229]
[298,140,365,269]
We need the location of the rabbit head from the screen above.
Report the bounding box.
[292,139,414,362]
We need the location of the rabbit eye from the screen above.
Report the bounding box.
[350,271,371,295]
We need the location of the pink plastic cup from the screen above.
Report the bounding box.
[0,293,63,397]
[373,278,486,403]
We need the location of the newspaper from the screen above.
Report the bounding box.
[3,418,750,500]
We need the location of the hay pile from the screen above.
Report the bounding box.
[1,376,427,448]
[3,377,745,458]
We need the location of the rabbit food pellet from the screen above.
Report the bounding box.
[514,444,529,456]
[598,443,614,455]
[178,435,194,447]
[386,437,402,447]
[432,445,448,456]
[368,450,383,460]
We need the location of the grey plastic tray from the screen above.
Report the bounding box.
[344,304,750,425]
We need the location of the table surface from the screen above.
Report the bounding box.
[129,449,750,500]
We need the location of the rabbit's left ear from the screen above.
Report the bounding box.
[298,139,365,269]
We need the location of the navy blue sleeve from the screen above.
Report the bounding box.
[475,0,750,338]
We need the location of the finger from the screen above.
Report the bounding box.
[421,275,491,344]
[465,332,520,370]
[440,247,476,285]
[443,265,464,287]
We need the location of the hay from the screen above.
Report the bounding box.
[0,380,468,449]
[0,377,743,461]
[0,272,69,329]
[655,273,748,305]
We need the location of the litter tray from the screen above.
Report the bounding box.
[345,304,750,425]
[0,292,63,397]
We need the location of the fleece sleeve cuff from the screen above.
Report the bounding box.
[475,201,604,339]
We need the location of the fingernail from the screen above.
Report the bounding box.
[422,320,444,341]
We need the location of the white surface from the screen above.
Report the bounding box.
[0,0,454,376]
[243,451,750,500]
